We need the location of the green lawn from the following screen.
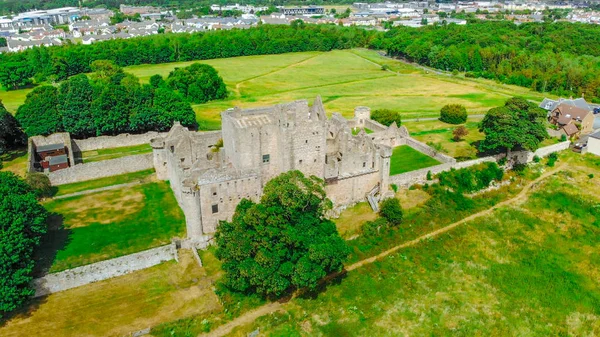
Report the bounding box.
[81,143,152,163]
[405,119,485,160]
[54,169,155,196]
[38,181,185,273]
[389,145,441,175]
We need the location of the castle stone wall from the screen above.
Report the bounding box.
[33,243,177,297]
[72,131,167,152]
[48,153,153,185]
[404,137,456,164]
[326,170,380,206]
[389,141,571,187]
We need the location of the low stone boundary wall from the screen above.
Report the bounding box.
[404,137,456,164]
[72,131,167,152]
[33,243,177,297]
[389,141,570,187]
[49,153,153,185]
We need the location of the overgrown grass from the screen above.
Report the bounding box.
[81,143,152,163]
[39,181,185,272]
[389,145,440,175]
[224,165,600,336]
[0,148,27,177]
[54,169,155,196]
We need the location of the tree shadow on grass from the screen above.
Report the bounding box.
[0,213,73,326]
[33,213,72,277]
[295,269,348,301]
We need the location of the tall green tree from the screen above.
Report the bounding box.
[15,86,61,137]
[216,171,350,297]
[58,74,95,137]
[0,100,26,154]
[0,61,34,90]
[167,63,228,104]
[478,97,548,154]
[0,172,48,317]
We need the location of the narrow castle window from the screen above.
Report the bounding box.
[363,162,366,168]
[299,159,303,164]
[211,204,219,214]
[263,154,270,163]
[305,140,308,144]
[211,187,217,196]
[169,146,174,153]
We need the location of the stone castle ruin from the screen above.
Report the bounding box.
[152,96,415,247]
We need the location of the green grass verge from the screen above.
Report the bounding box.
[351,127,373,135]
[39,181,185,272]
[81,144,152,163]
[54,169,155,196]
[389,145,441,175]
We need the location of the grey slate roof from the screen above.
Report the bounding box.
[36,143,65,152]
[48,154,68,165]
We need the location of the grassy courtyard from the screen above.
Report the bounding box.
[54,169,155,196]
[389,145,441,175]
[38,180,186,273]
[0,49,551,132]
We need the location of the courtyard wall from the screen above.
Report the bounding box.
[48,153,154,185]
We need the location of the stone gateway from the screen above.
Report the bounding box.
[151,96,408,247]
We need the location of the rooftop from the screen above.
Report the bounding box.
[48,154,68,165]
[36,143,65,152]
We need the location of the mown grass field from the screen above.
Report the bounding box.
[81,143,152,163]
[389,145,441,175]
[38,180,185,273]
[0,49,551,131]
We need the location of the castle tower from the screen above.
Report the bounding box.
[354,106,371,127]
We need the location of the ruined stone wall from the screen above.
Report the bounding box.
[72,131,167,152]
[48,153,153,185]
[404,137,457,164]
[325,170,380,206]
[389,141,571,187]
[33,243,177,297]
[198,174,261,234]
[363,119,388,132]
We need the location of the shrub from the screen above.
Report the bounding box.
[533,155,541,163]
[452,125,469,141]
[371,109,401,127]
[381,64,390,71]
[437,162,503,193]
[498,157,507,166]
[379,198,403,226]
[390,184,398,193]
[440,104,467,124]
[452,69,459,76]
[26,173,54,198]
[361,218,388,238]
[426,170,432,180]
[547,152,558,167]
[589,173,594,179]
[560,134,567,141]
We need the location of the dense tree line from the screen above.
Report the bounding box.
[15,61,197,137]
[379,21,600,101]
[0,172,48,318]
[0,25,375,90]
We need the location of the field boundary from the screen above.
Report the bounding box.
[33,243,178,297]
